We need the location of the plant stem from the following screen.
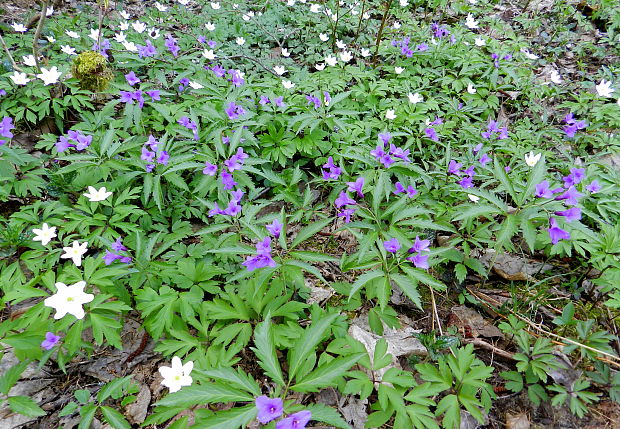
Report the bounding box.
[33,0,51,70]
[353,0,367,44]
[0,34,23,72]
[372,0,393,67]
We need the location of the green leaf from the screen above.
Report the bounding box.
[391,273,422,309]
[250,317,285,387]
[194,405,257,429]
[305,403,351,429]
[436,394,460,429]
[452,204,503,222]
[100,406,131,429]
[495,214,519,250]
[401,266,446,291]
[198,367,261,396]
[155,384,253,408]
[78,403,98,429]
[97,376,133,402]
[290,217,333,249]
[0,359,29,395]
[348,270,385,299]
[8,396,46,417]
[288,312,340,381]
[520,157,546,205]
[291,353,363,392]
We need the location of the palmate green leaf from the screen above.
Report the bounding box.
[519,156,547,205]
[250,317,285,387]
[290,216,334,249]
[193,405,257,429]
[495,213,519,250]
[198,367,261,396]
[8,396,46,417]
[154,383,253,408]
[348,270,385,299]
[451,204,503,222]
[0,359,29,395]
[90,313,123,349]
[97,376,134,402]
[291,353,364,392]
[78,403,98,429]
[288,312,340,382]
[305,403,351,429]
[401,266,446,292]
[391,273,422,309]
[100,406,131,429]
[283,259,327,284]
[436,394,460,429]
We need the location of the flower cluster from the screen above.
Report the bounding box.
[0,116,15,146]
[491,52,512,68]
[103,237,132,265]
[370,132,411,167]
[141,135,169,172]
[481,120,508,140]
[382,237,431,269]
[322,156,342,180]
[225,101,247,120]
[562,113,587,138]
[255,396,312,429]
[178,116,199,140]
[243,237,277,271]
[56,129,93,152]
[120,89,160,108]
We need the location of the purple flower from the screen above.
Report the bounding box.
[407,252,429,269]
[554,207,581,223]
[424,127,439,142]
[429,117,443,126]
[479,153,491,166]
[473,143,483,154]
[389,144,410,163]
[555,186,582,206]
[370,145,386,161]
[406,185,417,198]
[255,396,283,424]
[417,43,428,52]
[306,94,321,109]
[209,202,223,217]
[482,120,509,140]
[562,168,585,188]
[259,95,271,105]
[346,177,365,197]
[56,136,74,152]
[322,157,342,180]
[243,237,277,271]
[157,151,170,165]
[141,146,155,162]
[273,96,285,107]
[394,182,405,194]
[383,238,401,253]
[164,34,180,57]
[212,64,226,78]
[585,180,601,193]
[103,250,122,265]
[379,154,395,168]
[137,40,157,58]
[0,116,15,140]
[535,180,553,198]
[266,219,283,238]
[457,176,474,189]
[224,200,242,216]
[41,332,60,350]
[125,71,140,86]
[120,90,135,103]
[463,165,476,177]
[221,170,237,190]
[410,236,430,253]
[378,132,392,145]
[276,411,312,429]
[338,208,356,223]
[133,90,145,109]
[228,69,245,87]
[203,162,217,176]
[146,90,161,101]
[225,102,247,120]
[335,191,356,208]
[548,217,570,245]
[448,160,462,176]
[111,237,128,252]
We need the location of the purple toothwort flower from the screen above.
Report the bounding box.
[448,160,462,176]
[322,156,342,180]
[479,153,491,166]
[243,237,277,271]
[406,185,417,198]
[111,237,128,252]
[255,396,283,424]
[276,411,312,429]
[338,208,356,223]
[335,192,356,208]
[103,250,122,265]
[410,236,430,253]
[585,180,601,193]
[203,162,217,176]
[548,217,570,244]
[164,34,180,57]
[225,102,247,120]
[347,177,365,198]
[457,176,474,189]
[137,40,157,58]
[378,132,392,145]
[424,127,439,142]
[535,180,553,198]
[554,207,581,223]
[407,252,429,269]
[563,113,587,138]
[266,219,283,238]
[125,71,141,86]
[41,332,60,350]
[383,238,401,253]
[555,186,582,206]
[562,167,585,188]
[221,170,237,190]
[394,182,405,194]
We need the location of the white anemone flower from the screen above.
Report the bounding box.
[385,109,397,120]
[61,241,89,267]
[32,223,57,246]
[66,30,80,39]
[23,55,37,67]
[159,357,193,393]
[273,66,286,76]
[37,67,62,86]
[83,186,112,202]
[524,152,542,167]
[596,79,615,98]
[10,72,30,86]
[325,55,338,66]
[467,83,477,94]
[464,14,479,29]
[44,281,94,320]
[408,92,423,104]
[282,80,295,89]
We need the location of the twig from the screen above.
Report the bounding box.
[0,33,23,72]
[372,0,393,67]
[32,0,51,70]
[463,338,515,360]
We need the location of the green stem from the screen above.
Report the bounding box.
[372,0,394,67]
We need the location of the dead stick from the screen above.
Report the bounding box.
[33,0,51,70]
[463,338,515,360]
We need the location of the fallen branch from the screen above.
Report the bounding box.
[463,338,515,361]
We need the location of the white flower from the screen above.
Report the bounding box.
[155,2,168,11]
[287,0,296,5]
[233,3,239,9]
[32,223,57,246]
[44,281,94,320]
[310,4,321,12]
[596,79,615,98]
[281,48,290,57]
[467,83,477,94]
[550,69,562,84]
[393,22,401,29]
[66,30,80,39]
[395,66,404,74]
[88,28,100,41]
[37,67,62,86]
[11,22,27,33]
[468,0,477,3]
[360,48,371,58]
[202,49,216,60]
[61,241,89,267]
[120,10,131,19]
[159,356,193,393]
[119,21,129,31]
[83,186,112,202]
[10,72,31,86]
[205,22,216,31]
[46,6,54,16]
[319,33,329,42]
[61,45,77,55]
[385,109,397,120]
[617,98,620,107]
[521,47,539,60]
[273,65,286,75]
[282,80,295,89]
[336,39,346,49]
[123,41,138,52]
[351,8,359,15]
[242,12,254,21]
[132,21,147,33]
[23,55,37,67]
[149,28,160,39]
[46,35,56,43]
[339,50,353,63]
[363,12,370,19]
[210,2,221,9]
[189,81,204,89]
[114,32,127,43]
[464,14,479,29]
[325,55,338,66]
[178,0,190,5]
[474,37,486,46]
[524,151,541,167]
[408,92,423,104]
[399,0,409,5]
[236,37,245,45]
[315,63,326,71]
[467,194,480,202]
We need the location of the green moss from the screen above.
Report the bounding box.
[71,51,113,92]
